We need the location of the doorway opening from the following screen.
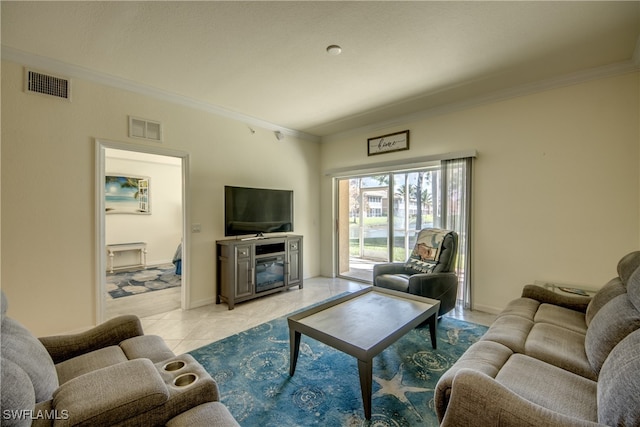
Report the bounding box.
[96,140,190,322]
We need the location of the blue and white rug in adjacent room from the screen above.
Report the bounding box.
[190,314,487,426]
[106,265,181,299]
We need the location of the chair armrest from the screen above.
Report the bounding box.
[373,262,408,279]
[408,272,457,298]
[521,285,591,313]
[441,369,602,427]
[39,315,144,363]
[408,273,458,315]
[52,359,168,426]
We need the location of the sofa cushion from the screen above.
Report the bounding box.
[585,277,626,326]
[584,293,640,374]
[584,252,640,326]
[524,323,594,380]
[0,357,36,427]
[1,317,59,403]
[495,298,540,322]
[617,250,640,285]
[55,345,128,385]
[120,335,175,363]
[533,304,587,334]
[481,315,533,354]
[627,263,640,310]
[495,353,597,422]
[166,402,240,427]
[597,328,640,426]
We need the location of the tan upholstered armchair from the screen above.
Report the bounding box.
[0,291,239,427]
[373,228,459,317]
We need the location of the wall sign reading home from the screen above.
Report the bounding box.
[367,130,410,156]
[105,174,150,214]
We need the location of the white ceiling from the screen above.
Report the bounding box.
[2,1,639,140]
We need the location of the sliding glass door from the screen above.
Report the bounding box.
[336,167,440,281]
[335,158,473,306]
[336,176,390,281]
[390,169,441,263]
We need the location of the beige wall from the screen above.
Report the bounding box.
[320,72,640,313]
[2,58,638,334]
[1,60,321,335]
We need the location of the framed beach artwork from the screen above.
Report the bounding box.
[105,174,150,214]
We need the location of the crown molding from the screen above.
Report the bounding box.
[4,44,637,146]
[321,58,640,143]
[1,46,321,143]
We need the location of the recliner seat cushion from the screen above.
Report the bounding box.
[55,345,128,385]
[495,354,597,422]
[374,274,410,292]
[524,323,594,380]
[53,359,169,427]
[533,304,587,334]
[480,315,533,354]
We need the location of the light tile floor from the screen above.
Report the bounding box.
[139,277,497,354]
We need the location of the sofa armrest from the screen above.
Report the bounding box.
[52,359,168,427]
[39,315,144,364]
[441,369,602,427]
[373,262,409,279]
[521,285,591,313]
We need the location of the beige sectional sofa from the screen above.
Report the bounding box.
[435,251,640,426]
[0,291,239,427]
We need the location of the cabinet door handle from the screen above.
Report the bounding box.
[250,268,254,285]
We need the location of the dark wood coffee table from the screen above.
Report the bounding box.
[287,286,440,420]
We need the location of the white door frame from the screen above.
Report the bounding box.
[95,139,190,323]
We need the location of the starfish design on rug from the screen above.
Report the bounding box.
[372,363,432,420]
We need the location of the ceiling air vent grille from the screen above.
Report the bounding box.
[25,69,71,100]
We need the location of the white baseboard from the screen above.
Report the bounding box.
[188,297,217,310]
[471,303,503,315]
[147,259,174,268]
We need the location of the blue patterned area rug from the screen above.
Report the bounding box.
[190,311,487,426]
[106,265,181,299]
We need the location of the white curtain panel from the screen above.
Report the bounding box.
[441,158,473,309]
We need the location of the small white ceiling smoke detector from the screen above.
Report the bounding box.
[326,45,342,55]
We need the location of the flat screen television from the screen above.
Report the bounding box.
[224,186,293,237]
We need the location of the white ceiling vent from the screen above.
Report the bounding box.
[24,68,71,101]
